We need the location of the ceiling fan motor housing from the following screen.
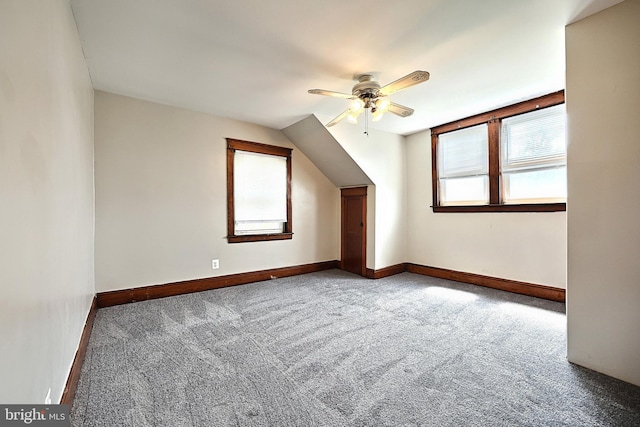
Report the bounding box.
[352,75,380,97]
[352,75,381,109]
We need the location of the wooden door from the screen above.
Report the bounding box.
[341,187,367,276]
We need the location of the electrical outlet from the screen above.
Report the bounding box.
[211,259,219,269]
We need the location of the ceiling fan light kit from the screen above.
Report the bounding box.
[308,70,430,132]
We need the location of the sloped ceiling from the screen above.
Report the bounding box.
[70,0,621,136]
[282,115,373,188]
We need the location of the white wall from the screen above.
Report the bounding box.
[0,0,95,403]
[566,0,640,387]
[328,126,407,270]
[95,91,339,292]
[406,132,567,288]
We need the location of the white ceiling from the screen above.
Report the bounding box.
[70,0,621,136]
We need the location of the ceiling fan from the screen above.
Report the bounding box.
[308,70,430,127]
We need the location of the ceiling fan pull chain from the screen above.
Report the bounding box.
[364,107,369,137]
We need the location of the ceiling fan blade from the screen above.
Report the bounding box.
[308,89,353,99]
[326,110,350,127]
[379,70,430,96]
[388,102,415,118]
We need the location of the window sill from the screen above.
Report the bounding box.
[432,203,566,213]
[227,233,293,243]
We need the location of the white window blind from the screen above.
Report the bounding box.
[234,150,287,235]
[501,104,566,203]
[438,123,489,205]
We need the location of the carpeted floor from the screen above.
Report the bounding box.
[71,270,640,426]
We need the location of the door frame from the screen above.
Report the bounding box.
[340,186,367,277]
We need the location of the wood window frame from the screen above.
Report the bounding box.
[431,90,566,213]
[226,138,293,243]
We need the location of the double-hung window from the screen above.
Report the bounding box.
[437,123,489,205]
[431,91,566,212]
[226,138,292,243]
[501,104,566,203]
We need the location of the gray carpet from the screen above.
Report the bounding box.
[71,270,640,426]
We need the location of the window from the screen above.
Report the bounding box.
[226,138,292,243]
[501,104,566,203]
[431,91,566,212]
[438,123,489,206]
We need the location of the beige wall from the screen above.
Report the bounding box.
[95,91,339,292]
[405,131,567,288]
[0,0,95,403]
[566,0,640,386]
[328,126,407,270]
